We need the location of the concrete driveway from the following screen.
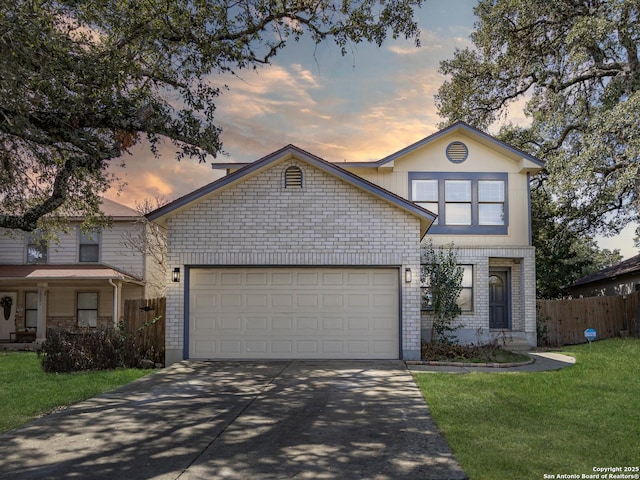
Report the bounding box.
[0,361,467,480]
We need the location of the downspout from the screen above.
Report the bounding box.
[109,279,120,328]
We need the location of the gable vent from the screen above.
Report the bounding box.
[284,166,303,188]
[446,141,469,163]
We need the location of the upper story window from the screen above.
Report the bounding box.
[410,172,508,235]
[26,230,47,264]
[79,229,100,263]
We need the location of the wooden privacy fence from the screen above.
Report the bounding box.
[537,291,640,347]
[122,297,166,362]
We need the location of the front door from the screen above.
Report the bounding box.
[489,271,509,329]
[0,292,17,340]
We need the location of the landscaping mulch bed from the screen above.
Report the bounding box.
[419,342,532,366]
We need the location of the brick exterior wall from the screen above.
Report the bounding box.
[421,245,537,348]
[164,159,423,364]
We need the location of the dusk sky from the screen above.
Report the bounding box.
[104,0,637,259]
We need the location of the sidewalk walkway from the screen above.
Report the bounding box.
[407,352,576,373]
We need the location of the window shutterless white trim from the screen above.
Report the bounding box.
[409,172,508,234]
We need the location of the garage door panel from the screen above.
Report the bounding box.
[374,294,396,308]
[373,271,397,286]
[219,340,242,354]
[219,315,243,330]
[321,317,344,331]
[193,272,218,286]
[193,340,216,356]
[246,272,268,285]
[296,294,318,308]
[220,272,242,285]
[189,267,399,359]
[246,294,268,307]
[373,340,397,354]
[296,272,319,285]
[271,272,293,285]
[296,317,319,331]
[272,316,293,330]
[246,340,267,353]
[348,294,370,308]
[322,294,343,308]
[346,272,369,285]
[272,340,293,354]
[321,272,344,285]
[271,294,293,308]
[348,317,370,330]
[220,294,242,308]
[245,316,268,331]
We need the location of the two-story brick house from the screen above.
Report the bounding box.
[0,198,164,343]
[148,122,543,365]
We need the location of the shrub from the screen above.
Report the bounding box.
[39,327,143,373]
[421,241,464,344]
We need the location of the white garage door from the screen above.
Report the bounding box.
[189,267,399,359]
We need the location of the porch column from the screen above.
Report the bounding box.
[36,282,48,342]
[109,280,121,327]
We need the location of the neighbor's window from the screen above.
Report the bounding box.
[26,230,47,264]
[25,292,38,329]
[421,264,473,312]
[79,229,100,262]
[77,292,98,328]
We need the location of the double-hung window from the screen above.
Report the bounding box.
[25,292,38,329]
[444,180,472,225]
[478,181,505,225]
[412,179,439,224]
[77,292,98,328]
[26,230,47,264]
[421,264,474,312]
[410,173,508,234]
[79,229,100,262]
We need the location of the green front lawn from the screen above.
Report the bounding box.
[415,338,640,480]
[0,351,151,433]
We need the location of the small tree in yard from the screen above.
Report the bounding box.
[421,241,464,344]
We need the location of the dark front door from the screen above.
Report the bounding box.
[489,270,509,329]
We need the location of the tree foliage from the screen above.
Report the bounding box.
[421,241,464,344]
[436,0,640,242]
[533,188,622,298]
[0,0,424,232]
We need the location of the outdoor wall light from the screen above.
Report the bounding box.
[405,267,412,283]
[172,267,180,283]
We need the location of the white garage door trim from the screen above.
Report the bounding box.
[186,266,401,360]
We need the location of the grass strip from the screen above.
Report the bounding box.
[414,338,640,480]
[0,351,151,433]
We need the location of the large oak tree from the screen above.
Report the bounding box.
[435,0,639,295]
[1,0,424,232]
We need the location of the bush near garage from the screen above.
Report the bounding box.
[39,327,146,372]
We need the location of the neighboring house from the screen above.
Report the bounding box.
[0,198,165,343]
[566,253,640,297]
[148,122,544,365]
